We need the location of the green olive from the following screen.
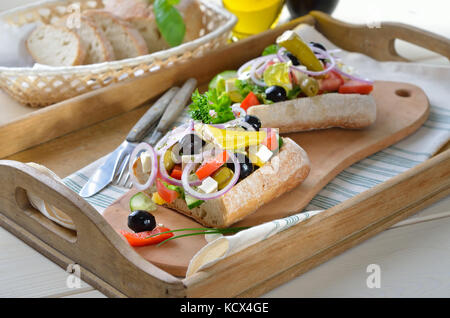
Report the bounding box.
[300,77,319,97]
[212,167,234,190]
[164,148,175,173]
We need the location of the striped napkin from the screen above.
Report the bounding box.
[35,25,449,276]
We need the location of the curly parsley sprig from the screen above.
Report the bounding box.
[189,89,235,124]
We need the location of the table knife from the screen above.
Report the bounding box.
[79,87,179,198]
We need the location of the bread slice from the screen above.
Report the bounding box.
[103,0,205,52]
[139,138,310,228]
[128,16,170,53]
[26,24,86,66]
[71,16,115,64]
[176,0,205,42]
[103,0,152,20]
[247,93,377,134]
[54,15,115,64]
[83,10,148,60]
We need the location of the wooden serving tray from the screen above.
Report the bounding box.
[0,12,449,297]
[103,80,429,277]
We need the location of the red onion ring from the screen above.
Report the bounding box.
[155,121,193,156]
[129,142,158,191]
[285,46,336,77]
[181,150,240,200]
[238,54,277,79]
[159,147,215,187]
[159,151,210,187]
[278,46,373,84]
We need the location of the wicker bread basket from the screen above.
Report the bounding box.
[0,0,236,107]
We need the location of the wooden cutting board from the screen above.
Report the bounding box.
[103,80,429,277]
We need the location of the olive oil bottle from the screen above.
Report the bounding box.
[222,0,285,39]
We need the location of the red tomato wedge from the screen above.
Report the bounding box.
[240,91,260,111]
[156,178,178,203]
[318,70,345,92]
[339,80,374,95]
[170,164,182,180]
[195,151,229,180]
[261,129,279,151]
[120,227,173,247]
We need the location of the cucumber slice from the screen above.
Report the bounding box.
[130,192,156,212]
[185,194,204,210]
[208,70,238,91]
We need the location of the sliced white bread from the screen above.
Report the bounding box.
[128,16,170,53]
[176,0,205,42]
[103,0,151,20]
[54,15,115,64]
[103,0,168,53]
[83,9,148,60]
[26,24,86,66]
[103,0,204,52]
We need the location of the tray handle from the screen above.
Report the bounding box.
[0,160,185,297]
[309,11,450,62]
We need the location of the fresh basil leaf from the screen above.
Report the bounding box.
[154,0,185,47]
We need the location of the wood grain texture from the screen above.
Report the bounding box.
[0,161,186,297]
[310,11,450,62]
[0,12,449,298]
[262,210,450,298]
[183,150,450,297]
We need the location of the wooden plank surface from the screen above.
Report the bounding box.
[0,195,448,298]
[0,0,449,298]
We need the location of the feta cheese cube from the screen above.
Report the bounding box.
[255,145,273,163]
[140,151,152,174]
[198,177,218,194]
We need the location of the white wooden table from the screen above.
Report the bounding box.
[0,0,449,298]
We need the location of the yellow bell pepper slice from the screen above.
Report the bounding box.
[276,30,324,72]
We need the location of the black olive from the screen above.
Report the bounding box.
[310,41,327,51]
[227,153,254,180]
[128,210,156,233]
[265,86,287,103]
[244,115,262,131]
[286,52,300,66]
[179,133,204,155]
[239,161,254,180]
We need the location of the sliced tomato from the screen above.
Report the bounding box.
[170,164,182,180]
[120,227,174,247]
[156,178,179,203]
[318,70,345,92]
[195,150,229,180]
[240,91,260,111]
[261,129,279,151]
[339,80,374,95]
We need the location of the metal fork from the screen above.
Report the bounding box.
[79,87,179,197]
[111,92,179,189]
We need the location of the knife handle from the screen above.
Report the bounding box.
[126,87,180,143]
[156,78,198,132]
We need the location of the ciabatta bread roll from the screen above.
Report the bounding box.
[247,93,377,134]
[136,137,310,228]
